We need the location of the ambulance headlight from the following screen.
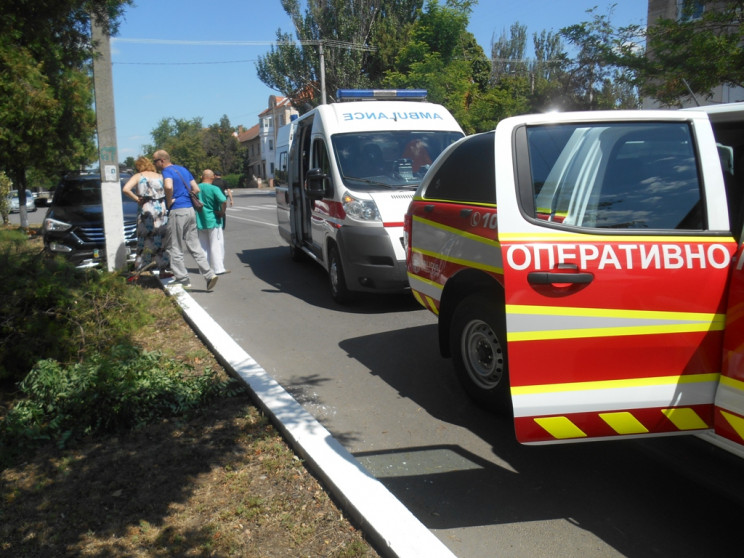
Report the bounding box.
[342,191,380,222]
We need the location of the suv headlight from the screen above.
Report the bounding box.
[342,191,380,222]
[43,217,72,232]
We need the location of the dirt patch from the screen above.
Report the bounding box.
[0,276,380,557]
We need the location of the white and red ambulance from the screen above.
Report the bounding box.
[276,89,463,303]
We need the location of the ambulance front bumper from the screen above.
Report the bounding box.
[336,226,409,293]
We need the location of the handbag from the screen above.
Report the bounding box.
[189,190,204,211]
[174,167,204,211]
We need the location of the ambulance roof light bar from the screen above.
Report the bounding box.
[336,89,428,102]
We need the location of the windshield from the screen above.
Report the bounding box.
[54,177,133,207]
[331,130,463,190]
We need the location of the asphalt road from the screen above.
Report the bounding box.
[18,190,744,557]
[184,189,744,558]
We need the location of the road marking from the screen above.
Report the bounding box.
[226,214,278,227]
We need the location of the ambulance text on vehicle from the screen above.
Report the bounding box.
[276,89,464,302]
[404,105,744,456]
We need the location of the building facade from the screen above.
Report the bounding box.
[645,0,744,107]
[258,96,299,185]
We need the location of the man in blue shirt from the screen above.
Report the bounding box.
[154,149,218,291]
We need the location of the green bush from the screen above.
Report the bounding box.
[1,345,243,454]
[0,236,154,382]
[224,173,240,189]
[0,230,246,461]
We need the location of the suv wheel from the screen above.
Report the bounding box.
[450,294,511,415]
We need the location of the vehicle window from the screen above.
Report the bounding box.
[311,139,331,175]
[527,122,703,230]
[711,120,744,236]
[421,132,496,204]
[54,176,134,206]
[331,130,463,190]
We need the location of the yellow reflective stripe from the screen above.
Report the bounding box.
[533,417,587,439]
[720,410,744,440]
[411,289,426,309]
[412,247,503,274]
[511,373,720,396]
[719,374,744,392]
[600,412,649,434]
[498,232,735,243]
[509,322,723,341]
[408,271,443,291]
[426,296,439,316]
[661,408,709,430]
[412,196,497,208]
[507,304,720,322]
[506,304,725,342]
[412,214,500,246]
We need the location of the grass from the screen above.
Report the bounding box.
[0,226,379,557]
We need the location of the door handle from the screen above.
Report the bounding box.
[527,271,594,285]
[424,204,435,212]
[460,208,473,217]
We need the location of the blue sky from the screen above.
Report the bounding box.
[110,0,648,160]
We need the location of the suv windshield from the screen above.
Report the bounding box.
[54,176,132,206]
[331,131,463,190]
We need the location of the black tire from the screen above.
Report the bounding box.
[328,244,353,304]
[449,294,511,415]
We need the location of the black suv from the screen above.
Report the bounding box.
[42,173,139,269]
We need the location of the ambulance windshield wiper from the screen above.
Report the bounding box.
[342,175,396,189]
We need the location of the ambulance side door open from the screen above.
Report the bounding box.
[495,113,738,445]
[289,115,314,249]
[308,138,333,256]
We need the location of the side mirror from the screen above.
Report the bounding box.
[306,168,331,199]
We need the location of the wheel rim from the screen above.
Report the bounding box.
[461,318,504,390]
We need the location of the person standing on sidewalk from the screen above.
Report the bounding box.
[196,169,229,275]
[154,149,218,291]
[213,171,232,230]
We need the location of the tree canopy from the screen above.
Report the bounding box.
[142,115,246,181]
[618,0,744,106]
[255,1,644,133]
[0,0,132,226]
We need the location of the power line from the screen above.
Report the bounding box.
[113,59,258,65]
[112,38,375,51]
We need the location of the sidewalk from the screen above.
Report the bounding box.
[162,279,457,558]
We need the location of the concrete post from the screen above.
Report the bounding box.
[91,15,126,271]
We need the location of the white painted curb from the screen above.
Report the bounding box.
[164,283,456,558]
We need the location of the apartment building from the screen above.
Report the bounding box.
[645,0,744,107]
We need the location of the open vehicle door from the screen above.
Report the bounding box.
[495,111,738,445]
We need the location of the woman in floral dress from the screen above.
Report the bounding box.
[122,156,170,274]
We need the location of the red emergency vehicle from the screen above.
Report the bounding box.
[404,106,744,454]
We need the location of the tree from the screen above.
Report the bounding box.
[257,0,383,110]
[144,117,206,176]
[144,115,244,179]
[202,115,242,175]
[625,0,744,106]
[0,0,132,228]
[491,23,529,85]
[382,0,490,133]
[0,172,11,225]
[560,7,640,110]
[365,0,424,83]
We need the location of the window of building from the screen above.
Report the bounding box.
[677,0,704,21]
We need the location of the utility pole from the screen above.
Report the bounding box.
[91,15,125,271]
[318,42,327,104]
